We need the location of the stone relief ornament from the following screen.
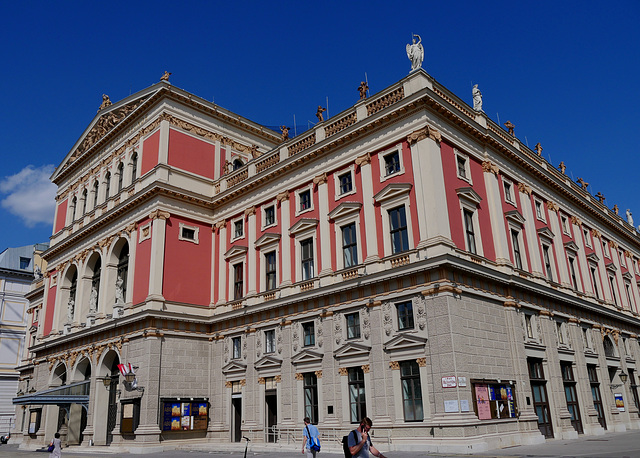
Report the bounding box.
[383,302,393,336]
[472,84,483,112]
[292,323,299,353]
[334,313,343,345]
[406,34,424,71]
[417,296,427,331]
[316,317,323,348]
[362,306,371,340]
[223,337,229,363]
[256,331,262,358]
[242,336,247,360]
[98,94,112,112]
[276,326,283,354]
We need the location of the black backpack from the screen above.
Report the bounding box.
[342,430,371,457]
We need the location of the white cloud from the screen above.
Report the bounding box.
[0,165,57,227]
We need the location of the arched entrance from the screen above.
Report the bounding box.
[93,350,120,446]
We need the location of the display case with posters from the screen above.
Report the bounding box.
[161,398,209,432]
[472,381,517,420]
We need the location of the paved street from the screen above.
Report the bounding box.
[1,430,640,458]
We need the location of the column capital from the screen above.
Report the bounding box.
[244,206,256,217]
[149,209,170,220]
[517,182,533,195]
[481,160,499,175]
[312,173,327,186]
[406,125,441,145]
[276,191,289,202]
[355,152,371,167]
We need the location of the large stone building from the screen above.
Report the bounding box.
[12,63,640,453]
[0,244,46,436]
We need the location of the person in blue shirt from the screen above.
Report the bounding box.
[348,417,387,458]
[302,416,320,457]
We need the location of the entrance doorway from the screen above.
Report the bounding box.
[265,390,277,443]
[528,358,554,438]
[232,397,242,442]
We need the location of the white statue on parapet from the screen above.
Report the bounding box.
[627,209,634,226]
[472,84,483,112]
[406,34,424,71]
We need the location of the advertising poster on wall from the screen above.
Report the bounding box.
[615,393,624,412]
[475,385,491,420]
[162,400,209,431]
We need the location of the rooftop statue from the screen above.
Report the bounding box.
[358,81,369,100]
[280,125,290,142]
[316,106,326,122]
[504,120,515,136]
[98,94,112,112]
[558,161,566,174]
[627,209,634,226]
[472,84,483,112]
[161,71,172,82]
[535,143,543,156]
[406,34,424,71]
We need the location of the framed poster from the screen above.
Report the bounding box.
[475,385,491,420]
[615,393,624,412]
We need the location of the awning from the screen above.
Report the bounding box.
[12,380,90,410]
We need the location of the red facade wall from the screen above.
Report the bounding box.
[141,131,160,176]
[132,219,152,305]
[168,129,216,180]
[43,274,57,336]
[163,216,212,305]
[54,199,68,233]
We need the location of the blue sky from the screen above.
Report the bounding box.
[1,1,639,251]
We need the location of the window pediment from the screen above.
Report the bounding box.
[537,226,555,241]
[606,262,617,273]
[333,342,372,360]
[255,232,281,249]
[291,349,324,366]
[456,187,482,206]
[383,333,428,353]
[225,245,248,259]
[623,271,633,280]
[373,183,412,204]
[221,360,247,377]
[289,218,319,236]
[254,355,283,372]
[505,210,526,225]
[564,241,580,253]
[587,252,600,263]
[328,202,362,221]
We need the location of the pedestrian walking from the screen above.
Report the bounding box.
[347,417,386,458]
[49,432,62,457]
[302,416,320,457]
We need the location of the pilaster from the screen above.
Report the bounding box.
[314,173,332,278]
[356,153,379,264]
[146,210,169,308]
[278,192,292,286]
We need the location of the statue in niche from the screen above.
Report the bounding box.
[472,84,483,112]
[115,277,125,304]
[627,209,634,226]
[89,286,98,313]
[67,298,75,323]
[406,34,424,71]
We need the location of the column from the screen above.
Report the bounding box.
[481,160,510,265]
[407,127,454,258]
[278,192,292,286]
[215,221,227,306]
[125,223,138,305]
[246,207,257,297]
[355,153,379,264]
[314,173,333,279]
[146,210,170,308]
[134,331,163,444]
[547,201,571,287]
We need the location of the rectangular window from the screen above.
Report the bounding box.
[525,314,534,339]
[346,312,360,339]
[339,172,353,194]
[587,365,606,430]
[265,251,277,291]
[233,263,243,300]
[232,337,241,359]
[303,322,315,346]
[473,381,517,420]
[625,282,634,308]
[628,369,640,412]
[590,266,600,299]
[609,275,618,305]
[396,301,414,330]
[556,321,565,345]
[602,240,610,257]
[583,228,592,247]
[456,155,467,179]
[303,373,319,424]
[264,205,275,226]
[384,151,401,176]
[511,229,522,270]
[527,358,553,438]
[542,244,553,281]
[535,200,543,220]
[568,256,578,290]
[561,216,570,235]
[300,190,311,211]
[503,181,513,203]
[181,227,195,241]
[234,220,243,238]
[301,238,314,280]
[265,330,275,354]
[342,223,358,268]
[561,362,583,434]
[19,257,31,269]
[389,206,409,254]
[464,209,477,254]
[401,361,424,421]
[348,367,367,423]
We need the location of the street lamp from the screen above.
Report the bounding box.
[619,371,628,384]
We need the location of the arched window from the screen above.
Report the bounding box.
[71,196,77,221]
[90,257,101,313]
[116,244,129,303]
[131,152,138,184]
[117,163,124,192]
[93,181,99,208]
[232,159,244,170]
[82,188,88,215]
[105,172,111,200]
[603,336,616,357]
